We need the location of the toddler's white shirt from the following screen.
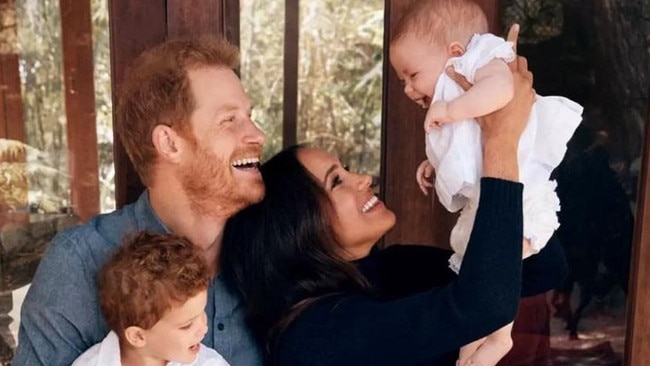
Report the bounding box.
[71,331,231,366]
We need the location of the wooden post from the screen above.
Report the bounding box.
[0,0,25,142]
[59,0,100,221]
[625,94,650,365]
[109,0,166,207]
[282,0,298,148]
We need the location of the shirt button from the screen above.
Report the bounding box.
[217,323,225,331]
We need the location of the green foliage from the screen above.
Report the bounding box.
[240,0,384,175]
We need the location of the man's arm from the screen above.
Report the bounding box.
[13,231,105,366]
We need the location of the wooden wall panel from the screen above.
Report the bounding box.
[167,0,223,38]
[625,98,650,365]
[60,0,100,221]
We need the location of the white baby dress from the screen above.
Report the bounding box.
[424,33,583,272]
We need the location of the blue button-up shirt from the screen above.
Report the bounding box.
[13,192,262,366]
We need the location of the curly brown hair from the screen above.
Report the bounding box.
[115,36,239,185]
[98,232,210,335]
[391,0,488,47]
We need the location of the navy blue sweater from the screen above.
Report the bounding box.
[274,178,566,366]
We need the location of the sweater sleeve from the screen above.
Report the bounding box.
[274,178,524,366]
[521,234,568,297]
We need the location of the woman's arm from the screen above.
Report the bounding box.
[521,234,569,297]
[275,179,524,366]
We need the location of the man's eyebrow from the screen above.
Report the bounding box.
[323,164,338,185]
[215,103,251,113]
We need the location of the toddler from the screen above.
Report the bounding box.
[389,0,582,365]
[72,232,230,366]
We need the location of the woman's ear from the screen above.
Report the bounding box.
[124,326,147,348]
[151,124,183,163]
[447,41,465,57]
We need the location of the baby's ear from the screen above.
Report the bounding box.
[448,42,465,57]
[124,326,148,348]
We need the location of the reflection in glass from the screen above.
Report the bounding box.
[502,0,647,364]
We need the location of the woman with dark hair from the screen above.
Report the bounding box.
[222,57,566,366]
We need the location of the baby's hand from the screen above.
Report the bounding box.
[522,238,535,259]
[415,159,435,195]
[424,101,455,132]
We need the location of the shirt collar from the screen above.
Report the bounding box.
[133,190,170,233]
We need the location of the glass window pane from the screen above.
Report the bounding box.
[296,1,384,176]
[501,0,645,363]
[239,0,385,176]
[92,0,114,214]
[239,0,285,159]
[0,0,112,360]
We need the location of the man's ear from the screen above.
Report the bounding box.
[124,326,147,348]
[448,41,465,57]
[151,125,184,163]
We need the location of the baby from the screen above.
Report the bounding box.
[72,232,230,366]
[389,0,582,365]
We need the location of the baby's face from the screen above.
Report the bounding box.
[389,33,449,108]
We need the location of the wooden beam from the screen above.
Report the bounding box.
[625,91,650,365]
[59,0,100,221]
[0,0,24,142]
[109,0,166,207]
[166,0,223,38]
[282,0,298,148]
[223,0,240,48]
[0,54,23,141]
